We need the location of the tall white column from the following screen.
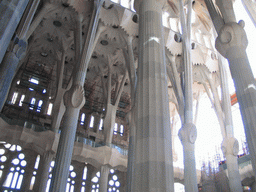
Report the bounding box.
[177,0,198,191]
[132,0,174,191]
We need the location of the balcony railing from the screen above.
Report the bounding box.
[75,136,128,156]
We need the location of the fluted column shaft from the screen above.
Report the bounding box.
[132,0,174,191]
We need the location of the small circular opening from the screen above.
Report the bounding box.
[100,40,109,46]
[53,20,62,27]
[62,3,69,7]
[191,42,196,49]
[41,52,48,57]
[132,15,138,23]
[174,34,182,43]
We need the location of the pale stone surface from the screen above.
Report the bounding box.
[132,0,174,191]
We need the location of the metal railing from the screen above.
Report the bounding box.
[75,136,128,156]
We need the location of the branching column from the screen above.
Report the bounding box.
[50,1,104,191]
[132,0,174,191]
[178,0,198,191]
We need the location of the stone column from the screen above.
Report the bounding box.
[50,0,104,191]
[99,165,109,192]
[0,0,40,112]
[85,164,96,192]
[0,0,29,63]
[33,151,54,192]
[49,85,85,192]
[221,138,242,191]
[178,0,198,191]
[132,0,174,191]
[219,55,242,191]
[20,149,38,192]
[215,20,256,176]
[126,110,135,192]
[72,161,85,192]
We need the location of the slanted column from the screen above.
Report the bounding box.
[0,0,40,112]
[0,0,29,63]
[33,151,54,192]
[132,0,174,191]
[99,165,109,192]
[216,20,256,176]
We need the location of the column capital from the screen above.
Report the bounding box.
[221,137,239,156]
[216,21,248,58]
